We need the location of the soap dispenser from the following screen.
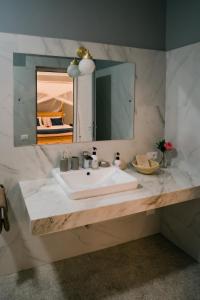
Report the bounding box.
[91,147,99,169]
[114,152,121,168]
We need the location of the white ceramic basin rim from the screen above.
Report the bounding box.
[52,166,138,200]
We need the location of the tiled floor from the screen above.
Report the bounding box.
[0,234,200,300]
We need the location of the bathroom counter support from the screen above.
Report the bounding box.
[19,166,200,235]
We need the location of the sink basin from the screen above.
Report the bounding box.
[52,166,138,200]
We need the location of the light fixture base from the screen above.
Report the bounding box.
[76,47,88,59]
[70,58,79,65]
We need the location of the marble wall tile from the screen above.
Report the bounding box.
[161,199,200,262]
[165,42,200,174]
[162,41,200,261]
[0,32,165,275]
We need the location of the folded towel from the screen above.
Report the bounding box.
[0,185,10,232]
[0,208,2,233]
[0,185,6,208]
[135,154,150,168]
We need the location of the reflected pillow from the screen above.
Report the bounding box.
[51,117,63,126]
[42,117,52,127]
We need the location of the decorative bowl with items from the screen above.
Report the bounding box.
[132,139,174,175]
[132,159,160,175]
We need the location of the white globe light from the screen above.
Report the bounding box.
[67,59,80,78]
[79,58,96,75]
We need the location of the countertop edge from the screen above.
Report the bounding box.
[31,185,200,235]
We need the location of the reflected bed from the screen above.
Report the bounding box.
[37,110,73,145]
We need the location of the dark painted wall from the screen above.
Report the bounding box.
[0,0,166,50]
[166,0,200,50]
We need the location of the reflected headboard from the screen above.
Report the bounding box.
[37,103,65,118]
[37,111,65,118]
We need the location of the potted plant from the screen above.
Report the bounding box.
[156,139,173,168]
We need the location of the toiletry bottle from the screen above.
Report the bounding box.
[91,147,99,169]
[71,156,79,170]
[114,152,121,168]
[60,151,69,172]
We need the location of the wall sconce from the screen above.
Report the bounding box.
[67,47,96,78]
[67,58,80,78]
[76,47,96,75]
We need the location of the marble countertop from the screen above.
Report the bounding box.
[19,166,200,235]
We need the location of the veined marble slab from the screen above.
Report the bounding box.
[161,41,200,263]
[19,166,200,236]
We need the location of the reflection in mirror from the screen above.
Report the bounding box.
[13,53,135,146]
[36,69,74,144]
[95,61,135,141]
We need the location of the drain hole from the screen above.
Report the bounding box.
[86,172,90,176]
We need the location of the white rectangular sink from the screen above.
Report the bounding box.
[52,166,138,200]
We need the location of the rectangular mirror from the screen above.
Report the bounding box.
[13,53,135,146]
